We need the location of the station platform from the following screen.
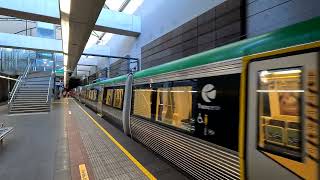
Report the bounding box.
[0,98,189,180]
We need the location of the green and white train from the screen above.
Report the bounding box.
[75,17,320,180]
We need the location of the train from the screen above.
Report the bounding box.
[73,17,320,180]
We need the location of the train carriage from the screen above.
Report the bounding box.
[76,17,320,180]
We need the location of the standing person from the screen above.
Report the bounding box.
[59,85,63,99]
[63,89,67,98]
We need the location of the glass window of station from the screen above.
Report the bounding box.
[132,74,240,151]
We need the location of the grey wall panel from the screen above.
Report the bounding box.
[109,58,130,78]
[247,0,320,37]
[141,0,245,70]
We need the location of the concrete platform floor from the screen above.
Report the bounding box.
[0,98,189,180]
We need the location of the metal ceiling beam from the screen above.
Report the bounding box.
[77,64,97,67]
[81,53,138,60]
[119,0,131,12]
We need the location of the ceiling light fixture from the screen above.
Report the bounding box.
[60,0,71,14]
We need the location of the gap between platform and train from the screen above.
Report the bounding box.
[72,99,157,180]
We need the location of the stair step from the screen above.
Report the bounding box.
[15,98,47,99]
[22,83,49,85]
[13,103,47,105]
[19,87,48,89]
[15,94,47,97]
[15,94,47,96]
[14,100,47,102]
[11,101,48,107]
[15,97,47,102]
[12,102,48,105]
[19,89,48,91]
[15,95,47,97]
[18,89,48,91]
[16,91,47,93]
[14,98,47,100]
[17,92,47,93]
[24,81,50,83]
[24,80,49,81]
[25,78,50,81]
[11,108,49,111]
[20,86,49,88]
[11,105,49,109]
[12,105,49,109]
[11,104,49,109]
[10,109,50,114]
[14,97,47,99]
[16,93,47,95]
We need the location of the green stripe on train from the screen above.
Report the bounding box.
[87,16,320,88]
[85,75,127,88]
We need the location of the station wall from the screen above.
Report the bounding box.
[246,0,320,37]
[141,0,245,69]
[105,0,226,68]
[109,57,130,78]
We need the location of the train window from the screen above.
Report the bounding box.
[98,89,103,102]
[155,86,193,131]
[89,90,97,101]
[133,88,153,119]
[257,68,303,161]
[113,89,124,109]
[105,89,114,106]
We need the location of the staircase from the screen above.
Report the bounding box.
[9,71,52,114]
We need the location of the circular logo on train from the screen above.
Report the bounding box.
[201,84,216,103]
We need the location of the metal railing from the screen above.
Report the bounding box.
[8,63,31,108]
[46,71,53,103]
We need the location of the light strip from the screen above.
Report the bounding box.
[61,19,69,54]
[273,69,301,75]
[0,75,19,81]
[257,90,304,93]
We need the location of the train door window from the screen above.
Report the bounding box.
[257,68,303,161]
[155,86,193,131]
[105,89,114,106]
[98,88,103,102]
[133,88,153,119]
[113,88,124,109]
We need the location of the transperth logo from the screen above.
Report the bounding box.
[201,84,216,103]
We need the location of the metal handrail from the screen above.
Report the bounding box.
[46,72,53,103]
[8,63,31,105]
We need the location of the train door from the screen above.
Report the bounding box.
[97,87,104,115]
[245,50,319,179]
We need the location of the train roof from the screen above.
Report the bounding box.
[86,16,320,88]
